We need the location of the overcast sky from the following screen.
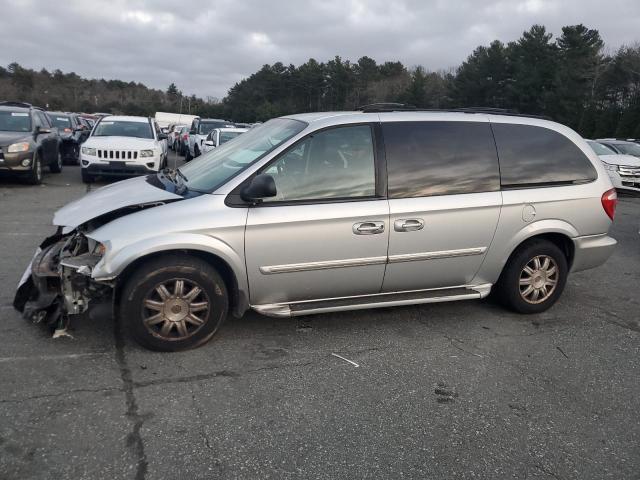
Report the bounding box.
[2,0,639,99]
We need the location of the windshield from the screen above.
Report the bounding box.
[615,143,640,156]
[587,141,615,156]
[0,111,31,132]
[198,121,228,135]
[220,131,244,144]
[49,115,71,129]
[93,120,153,139]
[179,118,307,192]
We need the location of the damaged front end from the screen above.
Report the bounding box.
[14,229,112,330]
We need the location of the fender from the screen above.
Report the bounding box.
[473,218,579,285]
[89,232,249,302]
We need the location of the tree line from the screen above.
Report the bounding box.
[1,23,639,138]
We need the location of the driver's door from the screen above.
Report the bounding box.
[244,124,389,305]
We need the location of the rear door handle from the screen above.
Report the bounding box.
[394,218,424,232]
[353,221,385,235]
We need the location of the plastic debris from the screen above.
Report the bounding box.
[331,353,359,367]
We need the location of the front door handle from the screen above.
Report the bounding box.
[353,221,385,235]
[394,218,424,232]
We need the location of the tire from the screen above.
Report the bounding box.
[194,145,200,158]
[49,151,63,173]
[81,169,95,183]
[184,146,192,162]
[495,239,568,314]
[119,254,229,352]
[25,152,43,185]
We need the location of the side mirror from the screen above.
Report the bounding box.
[241,174,277,202]
[204,140,214,147]
[158,132,168,140]
[189,129,196,135]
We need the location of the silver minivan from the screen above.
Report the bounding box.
[15,107,618,351]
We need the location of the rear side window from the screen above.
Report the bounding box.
[384,121,500,198]
[492,124,597,188]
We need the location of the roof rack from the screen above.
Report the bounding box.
[0,101,33,108]
[358,103,417,112]
[357,103,550,120]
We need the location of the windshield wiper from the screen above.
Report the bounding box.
[176,168,188,183]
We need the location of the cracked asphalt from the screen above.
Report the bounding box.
[1,151,639,479]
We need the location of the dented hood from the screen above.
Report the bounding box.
[53,175,182,228]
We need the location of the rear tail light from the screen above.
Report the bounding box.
[63,128,72,133]
[183,134,188,140]
[601,188,617,220]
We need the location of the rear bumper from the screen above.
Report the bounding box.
[571,234,617,273]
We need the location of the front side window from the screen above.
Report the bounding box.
[384,121,500,198]
[262,125,376,203]
[0,111,32,132]
[36,112,51,128]
[493,124,597,187]
[92,120,153,139]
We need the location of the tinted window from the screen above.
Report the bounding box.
[493,124,597,187]
[198,121,228,135]
[384,121,500,198]
[613,142,640,156]
[49,114,72,129]
[587,141,615,156]
[262,125,376,202]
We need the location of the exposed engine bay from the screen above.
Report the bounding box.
[13,201,172,332]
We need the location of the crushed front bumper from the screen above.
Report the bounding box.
[14,232,110,327]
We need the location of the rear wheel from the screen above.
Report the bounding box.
[25,152,43,184]
[119,254,229,351]
[185,146,192,161]
[49,151,63,173]
[496,239,568,314]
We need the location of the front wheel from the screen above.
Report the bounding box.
[119,254,229,351]
[496,239,568,314]
[25,152,43,184]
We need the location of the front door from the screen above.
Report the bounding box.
[245,124,389,305]
[379,118,502,292]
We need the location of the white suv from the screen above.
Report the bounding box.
[80,115,168,183]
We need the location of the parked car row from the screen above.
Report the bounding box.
[0,101,107,183]
[168,117,253,160]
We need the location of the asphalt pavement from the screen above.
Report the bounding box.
[0,151,639,479]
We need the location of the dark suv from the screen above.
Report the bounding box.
[0,101,62,183]
[46,112,91,164]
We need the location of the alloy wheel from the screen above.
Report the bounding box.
[519,255,558,304]
[142,278,210,341]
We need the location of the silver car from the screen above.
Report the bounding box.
[14,108,618,351]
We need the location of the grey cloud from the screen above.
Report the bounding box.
[2,0,639,98]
